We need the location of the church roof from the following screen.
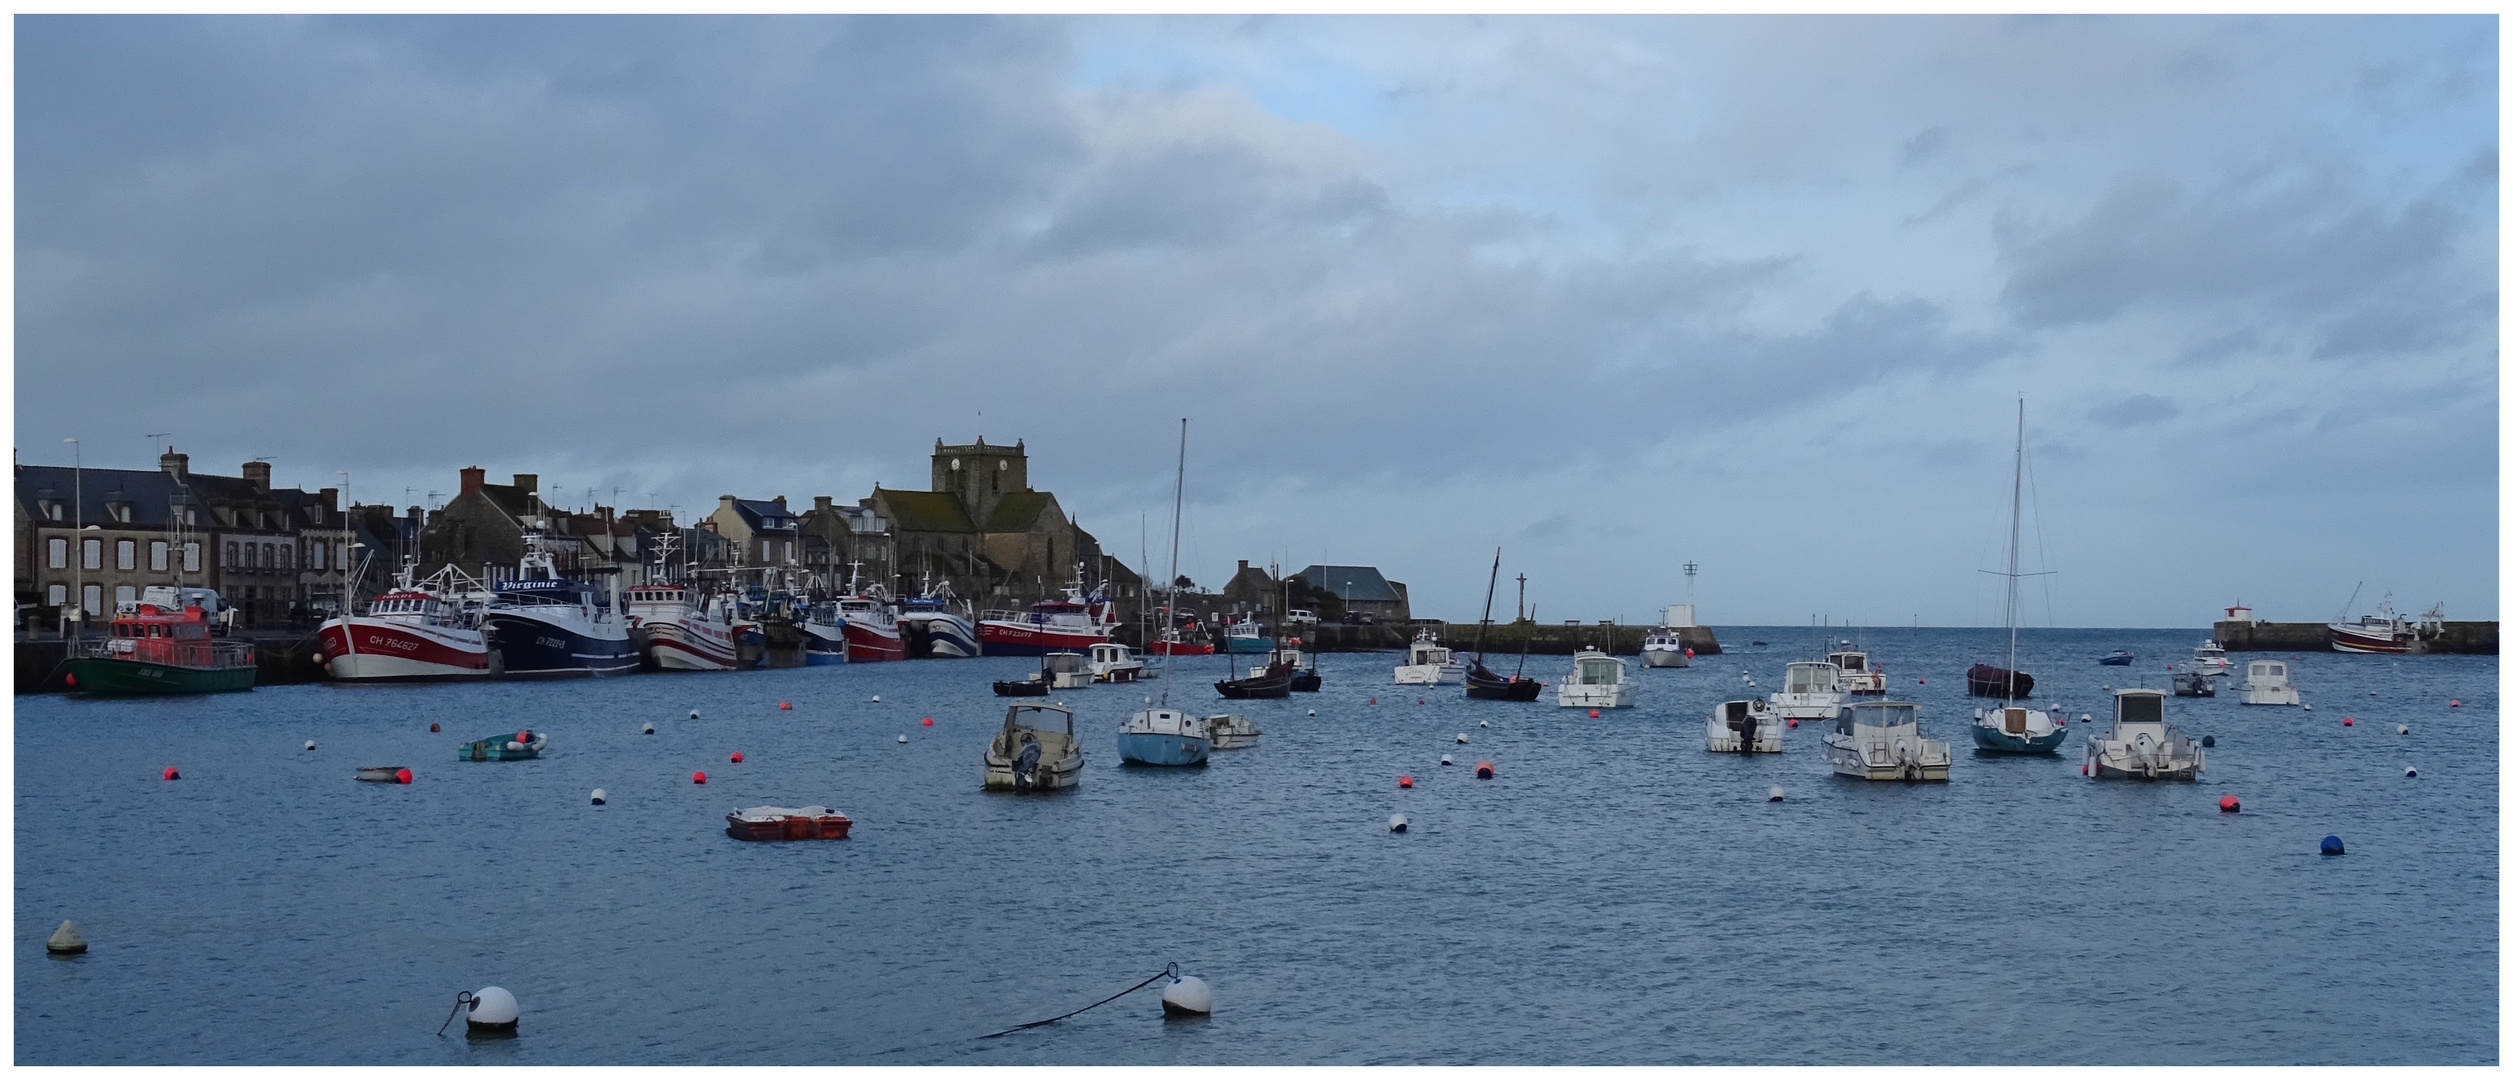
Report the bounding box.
[982,491,1054,532]
[877,489,976,533]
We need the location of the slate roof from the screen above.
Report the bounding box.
[729,498,798,533]
[982,491,1053,532]
[18,463,311,532]
[876,489,976,533]
[1296,564,1402,603]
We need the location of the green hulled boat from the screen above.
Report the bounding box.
[61,605,256,696]
[459,730,548,761]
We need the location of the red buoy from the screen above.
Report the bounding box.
[1588,708,1600,718]
[1417,699,1425,706]
[1369,697,1377,705]
[1917,678,1926,684]
[429,722,441,732]
[2218,794,2240,813]
[2343,717,2355,726]
[395,768,413,785]
[1474,760,1495,779]
[693,771,708,784]
[1398,775,1413,789]
[1683,648,1694,658]
[779,701,792,711]
[730,751,744,763]
[161,766,179,781]
[1787,718,1799,728]
[2451,700,2462,707]
[64,672,77,686]
[921,717,934,727]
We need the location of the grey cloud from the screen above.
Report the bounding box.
[2086,393,2179,428]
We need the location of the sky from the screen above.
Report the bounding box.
[14,15,2499,627]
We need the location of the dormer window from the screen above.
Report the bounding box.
[38,500,61,521]
[109,503,132,524]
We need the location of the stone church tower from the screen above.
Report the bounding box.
[930,437,1029,527]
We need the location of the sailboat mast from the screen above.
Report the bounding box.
[1475,547,1500,662]
[2005,398,2025,701]
[1159,418,1187,706]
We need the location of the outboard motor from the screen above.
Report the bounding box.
[1014,736,1042,791]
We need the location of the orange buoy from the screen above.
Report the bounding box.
[161,766,179,781]
[395,768,413,785]
[2218,794,2240,813]
[921,717,934,727]
[730,751,744,763]
[692,771,708,784]
[779,701,792,711]
[1474,760,1495,779]
[1398,775,1413,788]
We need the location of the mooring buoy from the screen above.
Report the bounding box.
[46,919,86,955]
[1766,786,1784,803]
[590,788,607,805]
[2321,835,2346,856]
[642,722,655,735]
[467,985,520,1032]
[1161,975,1212,1017]
[1388,815,1408,833]
[304,740,316,751]
[2219,794,2240,813]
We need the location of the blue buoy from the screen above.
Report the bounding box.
[2201,735,2215,748]
[2321,835,2346,856]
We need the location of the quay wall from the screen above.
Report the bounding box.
[17,629,327,694]
[2212,620,2497,655]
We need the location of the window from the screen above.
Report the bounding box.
[184,542,201,572]
[82,585,100,618]
[117,539,135,570]
[264,543,277,569]
[114,585,135,607]
[47,538,65,569]
[150,541,168,571]
[226,541,239,568]
[312,542,325,571]
[277,545,292,570]
[48,584,64,607]
[40,500,60,521]
[82,538,101,570]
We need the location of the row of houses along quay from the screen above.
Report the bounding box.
[25,436,1665,691]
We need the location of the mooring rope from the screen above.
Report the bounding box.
[435,990,476,1037]
[867,962,1181,1057]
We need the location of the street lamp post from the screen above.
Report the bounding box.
[63,437,80,636]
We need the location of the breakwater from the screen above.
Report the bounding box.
[2214,620,2498,655]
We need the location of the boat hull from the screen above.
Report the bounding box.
[483,613,639,677]
[1556,684,1638,708]
[1146,639,1215,656]
[318,619,493,680]
[843,621,906,662]
[1965,664,2034,698]
[1289,671,1323,692]
[725,811,852,841]
[1821,735,1951,780]
[979,621,1111,657]
[899,612,979,658]
[62,656,256,696]
[1215,673,1293,699]
[1641,646,1690,668]
[2328,625,2412,654]
[646,620,744,671]
[1118,731,1211,766]
[801,624,848,665]
[1970,724,2069,755]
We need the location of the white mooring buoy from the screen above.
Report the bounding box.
[304,740,316,751]
[1307,710,1316,716]
[2398,724,2409,735]
[1388,814,1408,833]
[1455,733,1469,744]
[896,734,909,743]
[46,919,87,955]
[871,695,881,703]
[467,985,520,1032]
[689,709,700,719]
[1161,975,1212,1017]
[1479,720,1489,728]
[643,722,656,735]
[1767,786,1786,803]
[2405,766,2419,778]
[1440,755,1454,766]
[590,788,607,805]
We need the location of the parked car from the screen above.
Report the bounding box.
[1285,609,1319,626]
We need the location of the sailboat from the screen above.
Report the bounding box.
[1120,419,1212,767]
[1972,399,2068,755]
[1465,549,1540,701]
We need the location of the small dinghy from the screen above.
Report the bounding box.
[354,766,407,782]
[992,676,1051,697]
[2097,649,2135,666]
[724,805,853,841]
[2170,666,2216,697]
[458,730,546,761]
[1206,713,1262,749]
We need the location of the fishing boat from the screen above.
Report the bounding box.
[982,704,1084,791]
[1641,626,1690,668]
[1829,646,1885,695]
[724,806,853,841]
[2170,667,2216,697]
[2236,659,2301,706]
[1970,399,2067,756]
[1966,663,2034,699]
[2082,689,2205,780]
[2329,590,2415,654]
[1125,419,1214,766]
[2098,650,2135,666]
[2187,639,2231,676]
[1555,650,1637,709]
[317,564,495,681]
[1206,714,1262,749]
[895,576,979,658]
[1145,614,1215,656]
[799,598,849,665]
[979,570,1120,656]
[1463,552,1542,701]
[1269,638,1322,692]
[1394,628,1463,685]
[1219,615,1275,655]
[830,566,905,662]
[626,583,744,671]
[62,602,257,695]
[1821,700,1951,780]
[457,729,547,761]
[1705,698,1781,753]
[1213,654,1294,699]
[479,534,639,677]
[1768,661,1842,726]
[1088,641,1145,682]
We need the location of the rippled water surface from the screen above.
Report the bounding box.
[15,627,2497,1064]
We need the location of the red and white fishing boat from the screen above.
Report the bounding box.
[626,582,743,671]
[825,566,903,661]
[724,805,853,841]
[1145,619,1215,656]
[980,571,1119,657]
[316,563,495,681]
[2328,591,2425,655]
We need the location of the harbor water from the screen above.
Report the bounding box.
[14,627,2497,1064]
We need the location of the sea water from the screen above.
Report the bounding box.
[13,627,2496,1064]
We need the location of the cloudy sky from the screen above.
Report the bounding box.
[16,15,2498,626]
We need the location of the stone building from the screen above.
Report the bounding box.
[702,496,801,570]
[417,466,651,588]
[1217,560,1282,619]
[1293,564,1412,622]
[864,438,1126,606]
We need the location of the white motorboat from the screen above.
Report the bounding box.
[1828,646,1885,695]
[2236,659,2301,706]
[983,703,1085,791]
[1042,650,1092,689]
[2083,688,2205,780]
[1087,641,1145,683]
[1821,700,1950,781]
[1705,698,1781,753]
[1641,627,1690,668]
[1768,661,1843,726]
[1556,650,1637,709]
[1394,628,1463,685]
[2187,639,2231,676]
[1205,713,1262,749]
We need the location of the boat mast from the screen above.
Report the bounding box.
[1474,547,1500,664]
[2003,398,2024,703]
[1159,418,1186,708]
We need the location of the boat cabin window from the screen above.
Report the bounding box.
[1785,664,1838,694]
[1576,656,1619,684]
[1723,701,1747,721]
[2117,694,2165,724]
[2260,662,2284,678]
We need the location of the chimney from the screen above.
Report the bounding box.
[773,495,787,509]
[241,460,272,491]
[512,473,537,494]
[159,450,189,481]
[319,487,338,515]
[1238,559,1250,576]
[814,495,833,512]
[460,466,485,495]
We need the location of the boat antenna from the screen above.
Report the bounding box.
[1159,418,1186,708]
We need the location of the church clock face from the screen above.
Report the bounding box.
[950,458,961,470]
[998,460,1008,470]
